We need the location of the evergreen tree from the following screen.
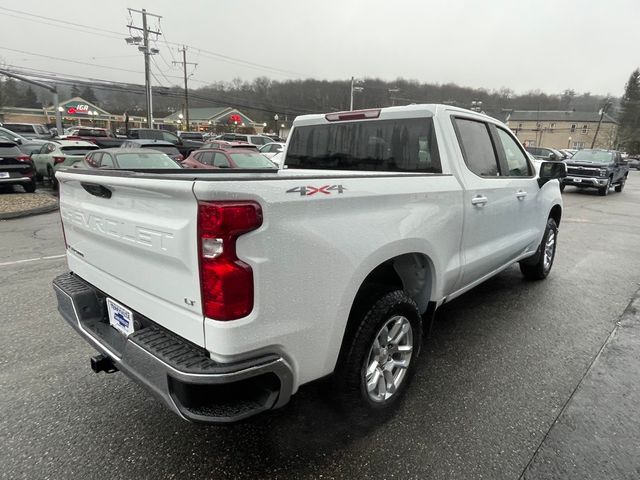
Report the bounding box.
[2,78,21,107]
[618,69,640,154]
[20,86,40,108]
[80,86,98,103]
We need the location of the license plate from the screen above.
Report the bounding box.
[0,172,9,178]
[106,298,134,336]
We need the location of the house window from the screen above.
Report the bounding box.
[550,123,556,131]
[582,124,588,134]
[573,141,585,149]
[570,124,576,133]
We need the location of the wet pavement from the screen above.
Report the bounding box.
[1,173,640,479]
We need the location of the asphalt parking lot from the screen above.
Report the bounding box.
[2,174,640,480]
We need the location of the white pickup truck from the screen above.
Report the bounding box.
[53,105,566,424]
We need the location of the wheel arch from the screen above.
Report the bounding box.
[549,203,562,226]
[334,251,436,372]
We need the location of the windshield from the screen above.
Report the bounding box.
[114,152,179,169]
[571,150,614,163]
[61,146,99,155]
[286,117,441,172]
[229,153,277,168]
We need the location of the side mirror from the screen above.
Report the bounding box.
[13,137,23,145]
[538,161,567,187]
[548,152,558,161]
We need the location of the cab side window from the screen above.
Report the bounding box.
[495,128,531,177]
[453,118,500,177]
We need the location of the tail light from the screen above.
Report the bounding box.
[16,155,31,163]
[53,156,66,165]
[175,154,184,162]
[198,201,262,320]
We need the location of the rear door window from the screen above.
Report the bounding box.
[286,117,441,173]
[100,154,114,168]
[0,143,21,156]
[453,118,499,177]
[199,151,215,165]
[213,153,231,167]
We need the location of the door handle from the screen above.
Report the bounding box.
[516,190,528,199]
[471,195,488,206]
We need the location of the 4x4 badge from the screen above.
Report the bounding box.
[286,185,346,196]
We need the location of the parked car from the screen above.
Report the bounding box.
[562,149,629,195]
[2,123,52,139]
[181,148,277,169]
[525,146,565,161]
[83,148,182,169]
[0,141,37,192]
[62,127,125,148]
[217,133,274,146]
[627,157,640,170]
[263,133,285,143]
[30,140,100,187]
[201,140,258,151]
[177,131,205,142]
[120,139,183,162]
[0,126,47,155]
[54,104,565,425]
[126,128,203,157]
[259,142,285,159]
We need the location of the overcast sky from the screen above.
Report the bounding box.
[1,0,638,96]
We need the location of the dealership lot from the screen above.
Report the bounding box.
[2,174,640,479]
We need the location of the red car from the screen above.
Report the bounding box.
[201,140,259,151]
[182,148,276,169]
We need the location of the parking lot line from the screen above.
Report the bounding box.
[0,254,65,267]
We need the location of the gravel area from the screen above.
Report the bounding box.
[0,192,58,215]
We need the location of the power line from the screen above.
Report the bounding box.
[1,7,310,78]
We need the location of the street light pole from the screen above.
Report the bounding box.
[591,99,611,149]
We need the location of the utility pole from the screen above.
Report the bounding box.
[0,68,62,135]
[591,99,611,148]
[126,8,162,128]
[173,46,197,131]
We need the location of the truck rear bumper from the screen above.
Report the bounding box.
[53,272,293,424]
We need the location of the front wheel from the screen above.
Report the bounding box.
[598,177,611,196]
[520,218,558,280]
[333,290,422,423]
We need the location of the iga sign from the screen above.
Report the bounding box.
[67,104,91,115]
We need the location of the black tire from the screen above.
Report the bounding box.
[598,177,611,196]
[47,165,58,190]
[615,175,626,193]
[520,218,558,280]
[333,290,422,423]
[23,180,36,193]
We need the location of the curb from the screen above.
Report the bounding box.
[0,196,59,220]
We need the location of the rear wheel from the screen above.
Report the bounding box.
[334,290,422,423]
[520,218,558,280]
[615,175,626,193]
[23,180,36,193]
[47,165,58,190]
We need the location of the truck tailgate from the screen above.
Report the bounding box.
[57,171,204,346]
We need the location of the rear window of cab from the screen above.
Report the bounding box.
[285,118,441,173]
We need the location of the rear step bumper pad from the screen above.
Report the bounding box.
[53,272,294,424]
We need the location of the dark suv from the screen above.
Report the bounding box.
[0,141,37,192]
[562,149,629,196]
[127,128,203,157]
